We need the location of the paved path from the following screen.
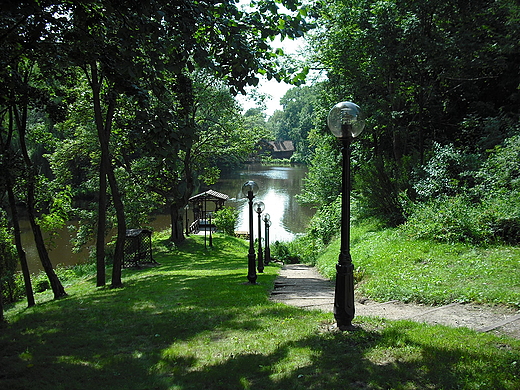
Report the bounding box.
[270,264,520,339]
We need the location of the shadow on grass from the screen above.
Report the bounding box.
[154,318,520,389]
[1,235,519,389]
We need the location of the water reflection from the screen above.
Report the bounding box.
[212,164,314,243]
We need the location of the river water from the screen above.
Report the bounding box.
[21,164,314,272]
[211,164,314,242]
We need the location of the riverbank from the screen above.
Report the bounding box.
[20,164,313,273]
[2,233,520,389]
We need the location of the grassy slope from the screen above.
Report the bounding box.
[1,233,519,389]
[316,221,520,307]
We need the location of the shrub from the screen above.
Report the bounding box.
[401,195,487,243]
[475,134,520,196]
[307,195,342,246]
[480,191,520,244]
[271,241,301,263]
[213,206,238,236]
[0,215,19,306]
[413,142,479,200]
[354,157,408,226]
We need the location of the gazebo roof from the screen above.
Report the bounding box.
[189,189,229,202]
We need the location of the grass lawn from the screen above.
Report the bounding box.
[1,233,520,389]
[317,220,520,307]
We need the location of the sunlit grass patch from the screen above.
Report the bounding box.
[317,221,520,307]
[2,233,520,390]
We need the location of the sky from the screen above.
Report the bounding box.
[236,36,307,117]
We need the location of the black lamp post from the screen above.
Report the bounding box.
[242,180,259,284]
[254,201,265,273]
[263,213,271,265]
[185,204,189,236]
[327,101,365,331]
[204,198,207,249]
[208,211,213,248]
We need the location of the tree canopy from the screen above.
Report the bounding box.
[297,0,520,226]
[0,0,313,304]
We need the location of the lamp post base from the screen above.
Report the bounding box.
[257,249,264,273]
[247,252,257,284]
[333,260,356,331]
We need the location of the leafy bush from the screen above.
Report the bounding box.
[213,206,238,236]
[270,241,301,263]
[401,195,487,243]
[474,134,520,197]
[480,192,520,244]
[297,138,341,207]
[403,136,520,244]
[268,196,343,265]
[413,142,479,200]
[0,215,19,305]
[354,157,408,226]
[307,195,342,246]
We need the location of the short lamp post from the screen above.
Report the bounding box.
[184,204,190,236]
[208,211,213,248]
[327,101,365,331]
[242,180,259,284]
[263,213,271,265]
[254,201,265,273]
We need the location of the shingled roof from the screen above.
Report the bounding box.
[189,189,229,202]
[268,140,295,152]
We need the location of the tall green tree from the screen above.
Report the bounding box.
[2,0,313,290]
[0,1,68,300]
[308,0,520,223]
[269,84,321,161]
[129,74,258,243]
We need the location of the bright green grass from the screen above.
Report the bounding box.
[316,220,520,307]
[1,233,520,389]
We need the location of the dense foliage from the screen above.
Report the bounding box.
[0,0,312,310]
[213,206,239,236]
[2,0,520,316]
[291,0,520,248]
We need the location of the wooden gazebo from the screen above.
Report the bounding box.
[188,189,229,233]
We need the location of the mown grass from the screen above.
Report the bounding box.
[316,220,520,308]
[1,233,520,389]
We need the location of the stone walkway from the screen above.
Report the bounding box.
[270,264,520,339]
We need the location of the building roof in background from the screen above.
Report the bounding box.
[268,140,295,152]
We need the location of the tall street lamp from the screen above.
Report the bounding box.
[263,213,271,265]
[254,201,265,273]
[327,101,365,331]
[242,180,259,284]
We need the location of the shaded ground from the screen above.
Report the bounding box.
[271,264,520,339]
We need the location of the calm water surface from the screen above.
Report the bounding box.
[21,164,313,272]
[211,164,314,243]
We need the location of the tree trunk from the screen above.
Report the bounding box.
[170,203,185,244]
[7,185,35,307]
[89,63,125,288]
[26,181,67,299]
[107,164,125,288]
[96,160,107,287]
[13,78,66,300]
